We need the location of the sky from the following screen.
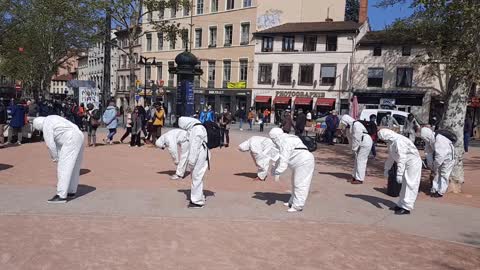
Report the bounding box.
[368,0,415,30]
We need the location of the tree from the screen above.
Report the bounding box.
[345,0,360,22]
[377,0,480,192]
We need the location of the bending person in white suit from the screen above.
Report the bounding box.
[238,136,279,181]
[156,129,190,180]
[33,116,85,203]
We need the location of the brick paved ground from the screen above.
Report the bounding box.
[0,127,479,269]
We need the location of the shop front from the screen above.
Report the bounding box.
[193,89,251,115]
[294,97,313,114]
[316,98,336,116]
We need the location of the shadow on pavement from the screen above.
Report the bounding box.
[178,189,215,201]
[345,194,396,209]
[0,164,13,171]
[461,232,480,247]
[68,184,96,201]
[318,171,351,181]
[252,192,290,206]
[0,143,20,149]
[234,172,257,179]
[80,169,91,176]
[157,170,176,175]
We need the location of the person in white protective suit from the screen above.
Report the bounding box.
[420,127,456,198]
[178,117,209,208]
[33,116,85,203]
[238,136,279,181]
[269,128,315,212]
[340,115,373,184]
[378,129,422,215]
[155,129,189,180]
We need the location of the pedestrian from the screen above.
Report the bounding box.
[247,108,255,130]
[85,103,100,147]
[219,108,232,147]
[380,114,399,128]
[155,129,190,180]
[0,98,7,144]
[281,110,293,134]
[340,115,373,184]
[378,129,422,215]
[206,105,215,123]
[269,128,315,212]
[263,108,271,124]
[325,110,340,145]
[102,101,118,144]
[258,112,265,132]
[199,107,207,123]
[7,100,26,145]
[178,117,209,208]
[403,113,418,143]
[32,116,84,203]
[366,114,378,158]
[464,113,473,152]
[27,99,38,118]
[295,108,307,136]
[238,136,279,181]
[420,127,456,198]
[237,106,246,130]
[120,107,133,143]
[151,103,165,143]
[130,106,143,147]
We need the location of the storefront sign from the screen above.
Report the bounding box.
[275,91,325,98]
[78,87,99,108]
[208,90,225,95]
[380,98,396,106]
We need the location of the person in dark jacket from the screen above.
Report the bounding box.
[464,113,473,152]
[236,106,247,131]
[325,110,339,145]
[281,110,293,133]
[130,106,144,147]
[295,109,307,136]
[8,101,26,145]
[0,98,7,144]
[367,114,378,158]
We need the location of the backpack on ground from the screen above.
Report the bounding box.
[299,135,317,152]
[197,122,222,149]
[435,129,458,144]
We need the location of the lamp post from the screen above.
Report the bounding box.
[138,56,156,106]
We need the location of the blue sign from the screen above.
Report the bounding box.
[185,81,194,117]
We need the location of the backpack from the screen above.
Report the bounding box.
[196,122,222,149]
[299,135,317,152]
[435,129,458,144]
[90,109,101,128]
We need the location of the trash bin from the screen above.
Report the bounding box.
[387,162,402,197]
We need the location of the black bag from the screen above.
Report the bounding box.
[91,109,101,120]
[387,163,402,197]
[198,122,222,149]
[299,135,317,152]
[435,129,457,144]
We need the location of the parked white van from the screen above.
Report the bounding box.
[359,109,421,132]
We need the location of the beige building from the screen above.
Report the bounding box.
[141,0,346,115]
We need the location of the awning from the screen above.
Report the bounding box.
[294,97,313,105]
[316,98,336,107]
[274,96,292,104]
[255,95,271,103]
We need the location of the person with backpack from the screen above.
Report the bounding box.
[178,117,210,208]
[155,129,189,180]
[420,127,456,198]
[102,101,118,145]
[340,115,373,184]
[86,103,100,147]
[238,136,279,181]
[378,129,422,215]
[269,128,315,212]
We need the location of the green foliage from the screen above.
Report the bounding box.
[345,0,360,22]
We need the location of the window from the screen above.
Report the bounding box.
[282,36,295,52]
[157,33,163,50]
[196,0,204,15]
[240,23,250,45]
[134,53,138,66]
[159,8,165,19]
[168,61,175,80]
[326,35,337,51]
[223,60,232,82]
[183,3,190,16]
[170,36,176,50]
[320,64,336,85]
[299,65,314,85]
[373,46,382,56]
[195,29,202,48]
[402,46,411,56]
[240,59,248,81]
[208,61,216,82]
[303,36,317,52]
[171,6,176,18]
[211,0,218,12]
[278,64,292,84]
[258,64,272,84]
[209,27,217,47]
[226,0,235,10]
[181,30,188,49]
[121,55,127,68]
[224,25,233,46]
[145,66,151,81]
[367,68,384,87]
[396,67,413,87]
[157,64,163,81]
[146,33,152,51]
[261,37,273,52]
[243,0,252,7]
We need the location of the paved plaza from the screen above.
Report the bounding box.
[0,128,479,269]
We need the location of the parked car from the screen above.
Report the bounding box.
[359,109,423,132]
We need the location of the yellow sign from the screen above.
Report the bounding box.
[227,81,246,89]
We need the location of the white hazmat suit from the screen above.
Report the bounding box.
[420,128,455,195]
[155,129,189,178]
[238,136,279,180]
[341,115,373,182]
[379,129,422,211]
[178,117,209,206]
[33,116,85,199]
[269,128,315,212]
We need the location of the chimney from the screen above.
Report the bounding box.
[359,0,368,24]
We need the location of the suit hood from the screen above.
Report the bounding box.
[378,129,400,142]
[178,116,201,130]
[420,127,435,144]
[341,115,355,127]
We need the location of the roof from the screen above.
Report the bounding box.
[254,21,362,35]
[358,31,420,46]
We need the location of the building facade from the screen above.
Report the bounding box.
[86,38,118,104]
[141,0,346,117]
[252,21,368,123]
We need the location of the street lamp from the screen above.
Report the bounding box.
[138,56,156,105]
